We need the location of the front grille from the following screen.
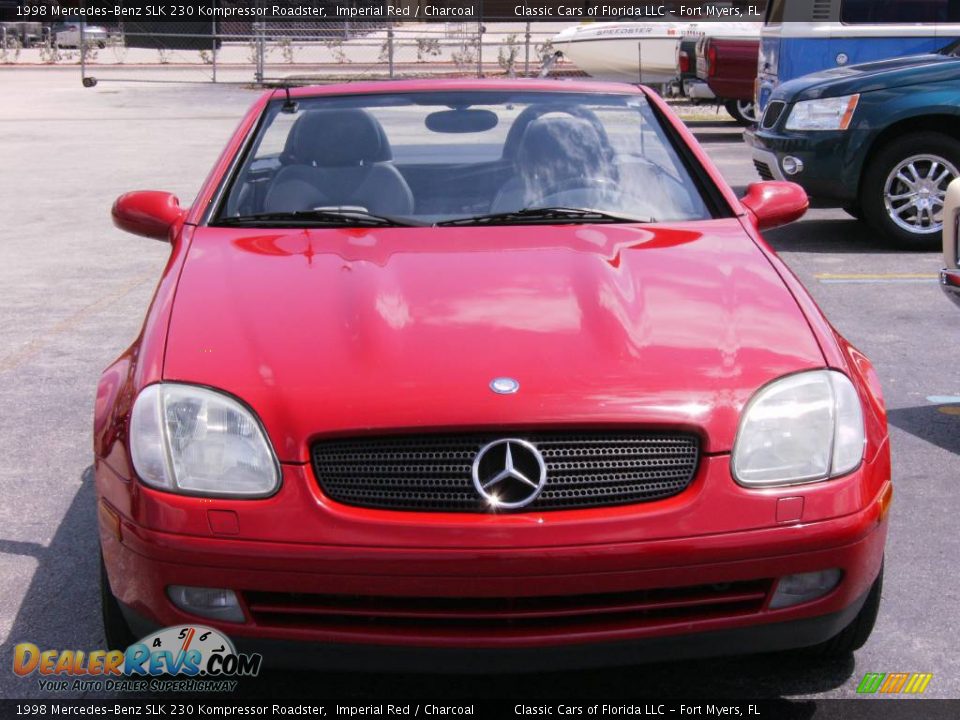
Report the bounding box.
[761,100,786,129]
[753,159,775,181]
[245,580,771,639]
[312,431,700,512]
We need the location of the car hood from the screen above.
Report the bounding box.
[164,220,825,461]
[776,53,960,101]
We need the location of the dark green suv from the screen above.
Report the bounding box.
[747,42,960,249]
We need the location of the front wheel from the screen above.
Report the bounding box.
[809,563,883,658]
[100,553,136,650]
[860,132,960,250]
[725,99,758,127]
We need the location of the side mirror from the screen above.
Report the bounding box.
[941,179,960,308]
[740,181,809,231]
[112,191,184,241]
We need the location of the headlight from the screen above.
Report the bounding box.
[130,383,280,497]
[784,94,859,131]
[732,370,865,487]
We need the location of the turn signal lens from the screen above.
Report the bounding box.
[167,586,245,623]
[769,569,843,609]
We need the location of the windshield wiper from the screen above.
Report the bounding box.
[436,207,654,227]
[214,207,423,228]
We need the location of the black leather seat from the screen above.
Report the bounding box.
[264,109,414,216]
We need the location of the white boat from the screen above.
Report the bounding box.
[552,21,761,85]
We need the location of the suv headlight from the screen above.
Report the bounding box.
[130,383,280,497]
[732,370,865,487]
[784,94,859,131]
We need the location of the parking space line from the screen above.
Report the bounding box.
[0,273,154,375]
[927,396,960,404]
[926,396,960,416]
[815,273,938,285]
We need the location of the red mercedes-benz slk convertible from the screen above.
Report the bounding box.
[95,79,890,672]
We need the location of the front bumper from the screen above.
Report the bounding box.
[941,268,960,308]
[99,445,891,667]
[745,127,863,204]
[683,79,716,101]
[120,588,874,673]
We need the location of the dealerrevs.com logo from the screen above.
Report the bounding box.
[856,672,933,694]
[13,625,262,693]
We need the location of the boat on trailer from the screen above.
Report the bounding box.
[552,21,760,85]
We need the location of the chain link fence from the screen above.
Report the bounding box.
[1,16,581,85]
[255,22,569,84]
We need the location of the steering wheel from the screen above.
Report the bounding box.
[532,174,619,200]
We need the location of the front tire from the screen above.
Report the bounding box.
[100,553,136,650]
[810,563,883,658]
[725,99,758,127]
[860,132,960,250]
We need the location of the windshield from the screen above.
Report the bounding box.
[215,91,713,227]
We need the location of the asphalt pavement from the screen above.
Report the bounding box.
[0,69,957,702]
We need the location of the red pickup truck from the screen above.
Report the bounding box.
[697,36,760,126]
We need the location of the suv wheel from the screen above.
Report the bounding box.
[725,99,758,127]
[861,132,960,250]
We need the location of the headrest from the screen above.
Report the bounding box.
[503,105,609,161]
[516,115,607,178]
[283,109,391,167]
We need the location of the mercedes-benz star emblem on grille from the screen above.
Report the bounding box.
[471,439,546,510]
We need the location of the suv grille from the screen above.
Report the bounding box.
[753,159,776,181]
[311,431,699,512]
[761,101,786,129]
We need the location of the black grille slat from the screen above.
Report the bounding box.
[753,160,775,181]
[540,483,687,500]
[548,458,693,470]
[544,470,692,484]
[312,432,699,512]
[321,466,472,477]
[761,100,786,130]
[243,580,772,638]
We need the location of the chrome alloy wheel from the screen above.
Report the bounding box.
[738,100,759,124]
[883,154,958,235]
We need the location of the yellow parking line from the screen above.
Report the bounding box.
[0,273,155,375]
[815,273,938,280]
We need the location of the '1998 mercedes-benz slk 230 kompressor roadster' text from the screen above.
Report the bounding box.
[95,79,891,672]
